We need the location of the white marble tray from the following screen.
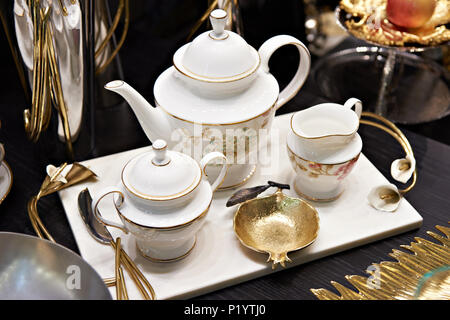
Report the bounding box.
[58,113,423,300]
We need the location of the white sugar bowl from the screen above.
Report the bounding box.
[92,139,227,262]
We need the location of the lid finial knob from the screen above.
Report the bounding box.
[152,139,170,166]
[209,9,228,40]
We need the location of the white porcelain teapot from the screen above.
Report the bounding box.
[92,139,227,261]
[105,9,311,189]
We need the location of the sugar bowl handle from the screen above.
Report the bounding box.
[258,35,311,110]
[200,152,228,192]
[343,98,362,119]
[91,187,129,233]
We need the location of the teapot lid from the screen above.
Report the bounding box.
[122,140,202,201]
[173,9,260,82]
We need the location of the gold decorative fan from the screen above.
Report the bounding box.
[311,224,450,300]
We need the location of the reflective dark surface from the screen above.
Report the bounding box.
[313,47,450,124]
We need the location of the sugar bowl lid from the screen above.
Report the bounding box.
[173,9,260,82]
[121,140,202,201]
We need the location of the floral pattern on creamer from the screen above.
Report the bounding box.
[287,147,360,180]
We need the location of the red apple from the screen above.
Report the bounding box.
[386,0,436,29]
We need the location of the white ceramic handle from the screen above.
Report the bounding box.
[200,152,228,192]
[343,98,362,119]
[91,186,128,233]
[258,35,311,110]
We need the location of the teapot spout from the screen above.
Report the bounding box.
[104,80,172,144]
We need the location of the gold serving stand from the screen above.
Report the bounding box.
[338,0,450,48]
[330,0,450,123]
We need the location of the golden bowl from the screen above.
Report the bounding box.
[233,191,320,269]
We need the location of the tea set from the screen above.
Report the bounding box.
[92,9,364,263]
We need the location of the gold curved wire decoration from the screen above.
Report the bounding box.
[94,0,124,60]
[360,112,417,195]
[23,1,74,157]
[187,0,219,41]
[25,4,52,142]
[23,0,129,154]
[47,22,74,156]
[57,0,68,16]
[28,163,97,242]
[96,0,130,75]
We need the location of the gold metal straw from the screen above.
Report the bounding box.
[119,268,129,299]
[109,240,156,300]
[104,277,116,287]
[115,237,123,299]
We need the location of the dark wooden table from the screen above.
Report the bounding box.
[0,1,449,300]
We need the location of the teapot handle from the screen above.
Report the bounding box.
[258,35,311,111]
[91,187,129,233]
[200,152,228,192]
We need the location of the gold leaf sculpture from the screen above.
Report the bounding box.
[338,0,450,47]
[311,224,450,300]
[28,162,97,242]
